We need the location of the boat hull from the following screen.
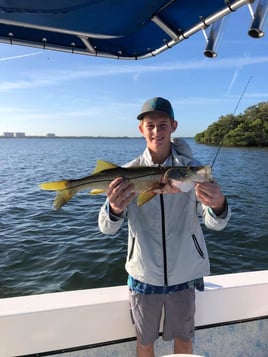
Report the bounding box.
[0,271,267,356]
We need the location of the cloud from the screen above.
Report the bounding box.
[1,54,268,93]
[0,51,43,61]
[226,65,242,95]
[225,52,253,95]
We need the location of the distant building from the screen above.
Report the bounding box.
[3,132,14,137]
[15,132,26,138]
[46,133,56,137]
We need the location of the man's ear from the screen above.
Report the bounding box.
[171,120,178,132]
[138,122,144,136]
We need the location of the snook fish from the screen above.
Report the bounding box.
[39,160,212,210]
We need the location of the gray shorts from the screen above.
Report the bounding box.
[129,288,195,346]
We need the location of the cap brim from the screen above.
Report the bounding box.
[137,110,172,120]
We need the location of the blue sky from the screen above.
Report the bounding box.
[0,5,267,137]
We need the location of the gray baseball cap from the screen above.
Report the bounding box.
[137,97,175,120]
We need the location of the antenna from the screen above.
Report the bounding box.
[211,75,252,168]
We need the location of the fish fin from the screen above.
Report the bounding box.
[89,189,106,195]
[39,180,69,191]
[53,189,76,210]
[92,160,119,174]
[137,191,157,206]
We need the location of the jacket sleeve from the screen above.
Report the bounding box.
[198,200,231,231]
[98,199,126,235]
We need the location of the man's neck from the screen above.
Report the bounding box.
[150,147,171,165]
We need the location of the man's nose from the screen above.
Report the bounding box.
[153,125,160,133]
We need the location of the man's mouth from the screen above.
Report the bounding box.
[152,136,164,142]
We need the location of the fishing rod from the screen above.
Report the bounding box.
[211,75,252,168]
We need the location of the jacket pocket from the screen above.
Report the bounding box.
[128,236,135,261]
[192,234,205,259]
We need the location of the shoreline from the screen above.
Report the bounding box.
[0,136,194,139]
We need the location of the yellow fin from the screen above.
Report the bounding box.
[53,189,76,210]
[137,191,157,206]
[39,180,68,191]
[89,189,106,195]
[92,160,119,174]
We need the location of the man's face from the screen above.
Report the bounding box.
[139,113,177,153]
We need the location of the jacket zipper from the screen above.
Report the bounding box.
[128,236,135,261]
[160,194,168,286]
[192,234,205,259]
[158,154,175,287]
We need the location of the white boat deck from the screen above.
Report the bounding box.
[0,270,267,356]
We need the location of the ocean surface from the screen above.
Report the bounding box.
[0,138,267,298]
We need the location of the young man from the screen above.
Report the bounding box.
[98,97,230,356]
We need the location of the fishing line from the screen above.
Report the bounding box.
[211,75,252,168]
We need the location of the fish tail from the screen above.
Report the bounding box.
[39,180,76,209]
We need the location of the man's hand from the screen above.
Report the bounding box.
[107,177,136,216]
[195,182,226,215]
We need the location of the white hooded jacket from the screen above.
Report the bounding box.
[98,139,231,286]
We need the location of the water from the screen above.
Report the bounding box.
[0,138,267,298]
